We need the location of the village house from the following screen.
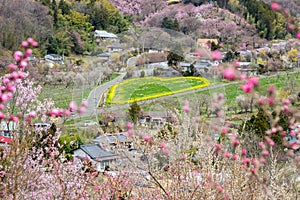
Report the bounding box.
[94,30,118,41]
[197,39,218,50]
[73,144,118,171]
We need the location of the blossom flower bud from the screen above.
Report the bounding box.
[29,111,37,118]
[69,101,78,112]
[64,110,71,116]
[7,84,16,93]
[144,135,150,142]
[218,186,223,193]
[0,112,4,119]
[127,122,133,129]
[78,107,86,114]
[233,139,239,146]
[265,136,275,146]
[32,41,38,47]
[25,49,32,57]
[297,32,300,39]
[0,104,3,110]
[271,3,280,10]
[50,108,59,117]
[223,67,235,80]
[14,51,23,62]
[8,64,17,71]
[221,127,227,135]
[0,93,9,103]
[81,100,87,107]
[162,148,169,155]
[242,82,253,93]
[262,150,269,156]
[249,76,259,86]
[242,149,247,155]
[284,99,290,105]
[223,152,229,158]
[126,129,133,137]
[258,98,264,105]
[160,142,166,149]
[258,141,265,147]
[242,158,251,164]
[232,154,238,160]
[18,71,26,79]
[216,143,221,151]
[22,41,29,48]
[19,60,27,69]
[3,78,9,85]
[27,37,34,44]
[183,105,190,113]
[268,85,276,94]
[12,116,19,122]
[218,93,224,99]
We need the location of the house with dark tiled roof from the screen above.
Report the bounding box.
[73,144,118,171]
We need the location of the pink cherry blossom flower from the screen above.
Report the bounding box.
[27,37,34,44]
[21,41,29,48]
[29,111,37,118]
[19,61,27,69]
[12,116,19,122]
[232,154,238,160]
[221,126,227,135]
[32,41,38,47]
[242,149,247,155]
[14,51,23,62]
[8,64,17,71]
[126,129,133,137]
[265,136,275,146]
[249,76,259,86]
[25,49,32,57]
[18,71,26,79]
[271,3,280,11]
[223,152,229,158]
[1,93,9,103]
[241,82,253,93]
[127,122,133,129]
[50,108,59,117]
[0,112,4,119]
[297,32,300,39]
[223,67,235,80]
[64,110,71,116]
[162,148,169,155]
[78,107,86,114]
[233,139,239,146]
[183,105,190,113]
[160,142,166,149]
[69,101,78,112]
[144,135,150,142]
[216,143,221,151]
[262,150,269,156]
[258,142,265,147]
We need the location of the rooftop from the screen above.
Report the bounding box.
[94,30,117,38]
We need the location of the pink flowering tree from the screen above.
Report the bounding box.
[0,2,300,199]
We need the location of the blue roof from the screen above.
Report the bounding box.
[80,144,116,159]
[93,133,128,144]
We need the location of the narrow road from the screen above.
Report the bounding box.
[81,73,126,117]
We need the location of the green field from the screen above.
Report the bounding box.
[106,76,210,104]
[39,73,121,109]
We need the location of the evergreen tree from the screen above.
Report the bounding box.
[128,101,142,124]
